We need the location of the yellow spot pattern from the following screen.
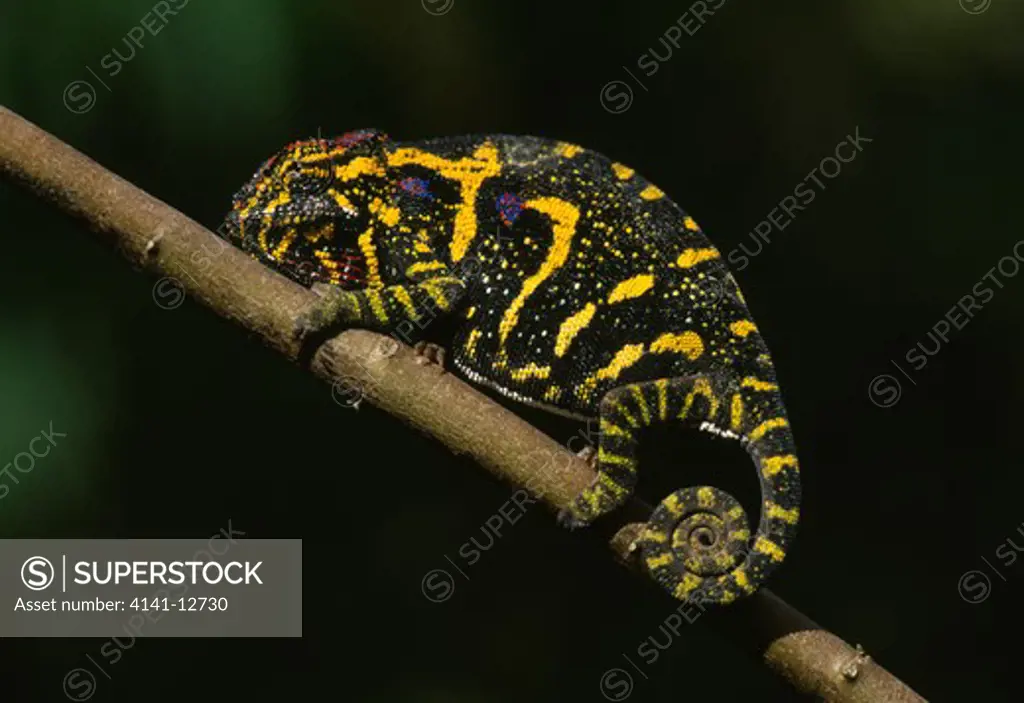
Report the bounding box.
[271,229,297,260]
[733,568,754,593]
[680,377,719,419]
[761,455,799,477]
[730,393,744,431]
[391,286,419,320]
[557,142,583,158]
[646,553,674,570]
[328,188,357,215]
[421,279,452,310]
[640,184,664,200]
[697,486,715,508]
[672,573,703,599]
[357,226,382,287]
[644,529,669,544]
[555,303,597,357]
[406,261,446,276]
[510,363,552,381]
[730,320,758,337]
[598,448,636,467]
[611,163,635,180]
[464,329,482,359]
[386,143,502,262]
[765,502,800,525]
[683,216,700,231]
[655,379,668,421]
[365,289,388,323]
[499,198,580,346]
[742,377,778,392]
[579,343,645,399]
[650,331,704,360]
[615,404,639,428]
[630,386,651,425]
[749,418,788,442]
[662,492,684,517]
[303,222,334,244]
[754,536,786,562]
[378,205,401,227]
[314,250,340,279]
[676,248,719,268]
[607,274,655,304]
[335,156,385,182]
[599,473,629,497]
[600,420,630,438]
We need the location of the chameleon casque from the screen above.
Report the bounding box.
[220,130,801,605]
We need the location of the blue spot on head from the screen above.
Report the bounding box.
[400,177,432,199]
[496,192,523,227]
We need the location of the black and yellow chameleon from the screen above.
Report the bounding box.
[221,130,801,605]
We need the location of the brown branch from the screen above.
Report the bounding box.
[0,105,926,702]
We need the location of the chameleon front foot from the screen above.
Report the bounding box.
[413,341,446,368]
[293,283,356,342]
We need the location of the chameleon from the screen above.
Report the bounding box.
[220,130,801,605]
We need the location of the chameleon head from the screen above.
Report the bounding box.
[220,129,390,289]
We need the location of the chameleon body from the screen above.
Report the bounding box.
[221,130,801,604]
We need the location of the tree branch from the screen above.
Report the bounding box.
[0,106,925,702]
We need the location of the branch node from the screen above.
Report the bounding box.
[144,230,164,258]
[839,643,871,681]
[609,522,646,567]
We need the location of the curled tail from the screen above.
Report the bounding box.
[561,373,800,604]
[636,374,800,604]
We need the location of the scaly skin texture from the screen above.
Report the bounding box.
[221,130,801,605]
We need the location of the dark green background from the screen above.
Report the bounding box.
[2,0,1022,700]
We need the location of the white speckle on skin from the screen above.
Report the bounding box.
[699,421,741,441]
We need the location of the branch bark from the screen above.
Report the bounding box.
[0,105,926,702]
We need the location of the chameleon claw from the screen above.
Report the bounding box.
[294,285,348,342]
[555,508,590,531]
[556,496,597,531]
[293,309,323,343]
[554,445,600,529]
[413,341,446,369]
[575,443,598,469]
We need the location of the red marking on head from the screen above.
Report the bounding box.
[335,130,376,148]
[336,251,367,288]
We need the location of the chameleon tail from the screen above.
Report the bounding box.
[617,375,801,604]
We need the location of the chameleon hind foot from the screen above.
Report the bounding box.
[413,341,446,369]
[559,444,600,525]
[556,472,617,531]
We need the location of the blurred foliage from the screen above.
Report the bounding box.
[2,0,1023,701]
